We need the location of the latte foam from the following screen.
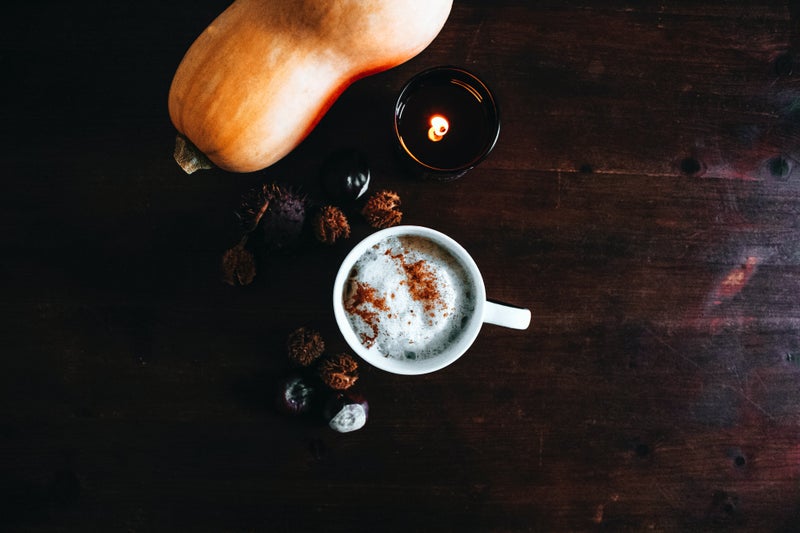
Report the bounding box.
[343,235,475,360]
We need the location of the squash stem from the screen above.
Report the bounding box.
[174,134,213,174]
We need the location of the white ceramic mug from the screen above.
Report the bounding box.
[332,225,531,375]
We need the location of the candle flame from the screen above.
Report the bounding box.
[427,115,449,142]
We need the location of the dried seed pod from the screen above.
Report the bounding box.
[221,242,256,286]
[318,353,359,390]
[286,327,325,367]
[313,205,351,244]
[361,190,402,229]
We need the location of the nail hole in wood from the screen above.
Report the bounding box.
[775,53,794,77]
[768,156,791,180]
[723,502,736,514]
[680,157,702,176]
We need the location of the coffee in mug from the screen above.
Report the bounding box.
[333,226,530,375]
[342,234,476,360]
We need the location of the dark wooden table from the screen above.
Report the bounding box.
[3,1,800,531]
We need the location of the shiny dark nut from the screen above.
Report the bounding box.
[323,390,369,433]
[321,149,371,202]
[277,375,315,415]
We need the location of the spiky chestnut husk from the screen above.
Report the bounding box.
[362,190,402,229]
[261,188,306,249]
[277,375,316,415]
[286,327,325,367]
[323,390,368,433]
[313,206,351,245]
[237,182,307,249]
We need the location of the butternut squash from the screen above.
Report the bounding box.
[168,0,453,173]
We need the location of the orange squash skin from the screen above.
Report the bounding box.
[168,0,453,173]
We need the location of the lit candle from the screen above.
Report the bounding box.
[394,66,500,181]
[427,115,449,142]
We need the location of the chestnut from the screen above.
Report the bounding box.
[276,375,315,415]
[323,390,369,433]
[320,148,371,203]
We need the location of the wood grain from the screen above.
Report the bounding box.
[2,1,799,531]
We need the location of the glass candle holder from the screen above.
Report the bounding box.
[394,66,500,181]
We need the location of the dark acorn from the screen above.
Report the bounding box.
[323,390,369,433]
[321,149,371,203]
[277,375,315,415]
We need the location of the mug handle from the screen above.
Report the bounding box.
[483,301,531,330]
